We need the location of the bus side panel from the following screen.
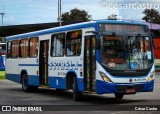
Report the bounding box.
[28,75,40,86]
[48,57,84,91]
[6,59,20,83]
[48,77,66,89]
[18,58,40,86]
[77,78,84,92]
[6,74,20,83]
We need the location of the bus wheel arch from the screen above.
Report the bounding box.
[66,72,77,90]
[66,72,82,101]
[20,70,28,84]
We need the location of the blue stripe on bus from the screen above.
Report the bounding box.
[77,78,84,91]
[19,64,39,66]
[95,22,101,63]
[28,75,40,86]
[6,74,39,86]
[48,76,84,91]
[6,73,153,94]
[48,77,66,89]
[6,74,21,83]
[6,73,84,91]
[78,64,82,67]
[96,79,154,94]
[54,64,82,67]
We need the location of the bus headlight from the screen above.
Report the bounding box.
[99,71,112,83]
[147,72,155,82]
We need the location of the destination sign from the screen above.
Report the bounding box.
[99,24,149,33]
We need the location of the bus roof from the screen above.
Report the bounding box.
[6,20,148,41]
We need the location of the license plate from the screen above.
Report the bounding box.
[126,88,136,93]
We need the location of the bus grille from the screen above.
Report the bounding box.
[115,84,145,92]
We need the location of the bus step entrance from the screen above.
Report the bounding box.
[84,91,97,94]
[39,85,49,88]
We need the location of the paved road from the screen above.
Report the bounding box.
[0,73,160,113]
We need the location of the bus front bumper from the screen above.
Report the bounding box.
[96,80,154,94]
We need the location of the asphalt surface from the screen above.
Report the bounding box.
[0,73,160,113]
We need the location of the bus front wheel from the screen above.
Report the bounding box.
[73,77,82,101]
[115,93,124,99]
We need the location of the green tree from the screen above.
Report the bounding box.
[61,8,92,21]
[142,9,160,24]
[0,37,6,43]
[108,14,117,20]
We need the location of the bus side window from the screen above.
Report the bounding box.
[19,38,28,58]
[66,30,82,56]
[51,35,56,56]
[29,37,39,58]
[11,40,19,58]
[51,33,65,57]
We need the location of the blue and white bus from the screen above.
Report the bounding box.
[6,20,155,100]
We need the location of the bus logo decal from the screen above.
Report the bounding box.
[49,61,82,71]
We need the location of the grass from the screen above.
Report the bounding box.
[0,71,5,79]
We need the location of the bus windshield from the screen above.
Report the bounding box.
[100,35,153,70]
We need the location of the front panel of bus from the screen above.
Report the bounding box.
[95,23,154,94]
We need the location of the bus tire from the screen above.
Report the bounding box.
[22,74,30,92]
[22,74,38,92]
[73,77,82,101]
[115,93,124,99]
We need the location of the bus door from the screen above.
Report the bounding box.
[39,40,49,85]
[84,36,96,92]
